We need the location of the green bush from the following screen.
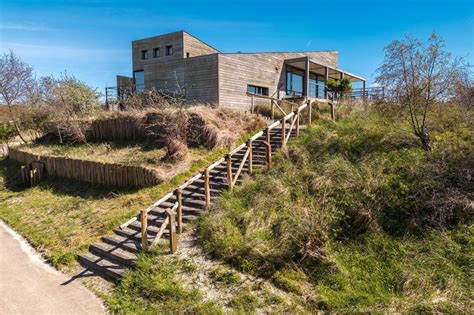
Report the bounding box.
[0,122,16,142]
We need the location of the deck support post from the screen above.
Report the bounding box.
[204,168,211,210]
[140,209,148,252]
[226,154,233,191]
[304,56,310,97]
[247,139,253,175]
[324,67,329,99]
[175,188,183,234]
[265,128,272,170]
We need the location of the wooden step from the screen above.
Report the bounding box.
[77,252,126,281]
[114,227,169,242]
[89,242,137,267]
[102,235,141,253]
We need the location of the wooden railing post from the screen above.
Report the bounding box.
[330,102,335,121]
[204,168,211,210]
[140,209,148,252]
[295,109,300,137]
[167,210,177,254]
[265,128,272,170]
[175,188,183,234]
[307,100,312,126]
[271,100,275,120]
[281,117,286,147]
[247,139,253,175]
[251,94,255,113]
[226,154,233,191]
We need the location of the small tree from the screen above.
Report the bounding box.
[375,33,466,151]
[0,51,37,143]
[326,77,353,100]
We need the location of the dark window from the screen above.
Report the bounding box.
[141,50,148,60]
[166,45,173,56]
[153,48,160,58]
[186,52,190,58]
[247,85,269,96]
[133,70,144,92]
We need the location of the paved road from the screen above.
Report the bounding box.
[0,221,105,315]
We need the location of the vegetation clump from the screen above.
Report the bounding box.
[198,102,473,312]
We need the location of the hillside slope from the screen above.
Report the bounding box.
[197,103,473,312]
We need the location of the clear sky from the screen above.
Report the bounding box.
[1,0,473,93]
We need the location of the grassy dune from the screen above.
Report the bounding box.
[197,103,473,312]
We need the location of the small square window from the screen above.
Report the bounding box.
[166,45,173,56]
[141,49,148,60]
[153,48,160,58]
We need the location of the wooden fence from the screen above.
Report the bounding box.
[9,148,162,188]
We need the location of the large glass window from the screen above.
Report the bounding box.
[286,69,303,96]
[133,70,144,92]
[309,74,326,98]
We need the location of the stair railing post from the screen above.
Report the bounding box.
[265,128,272,170]
[140,209,148,252]
[167,209,177,253]
[251,94,255,114]
[295,108,300,137]
[307,99,312,126]
[281,117,286,147]
[175,188,183,234]
[271,99,275,120]
[204,167,211,210]
[330,102,335,121]
[226,154,233,191]
[247,139,253,175]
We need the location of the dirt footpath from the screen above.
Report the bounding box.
[0,221,105,315]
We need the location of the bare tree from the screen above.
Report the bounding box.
[375,33,467,151]
[0,51,37,143]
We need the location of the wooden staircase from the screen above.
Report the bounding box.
[78,98,312,281]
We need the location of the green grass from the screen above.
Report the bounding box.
[18,141,212,169]
[197,103,473,312]
[105,248,223,314]
[0,146,228,268]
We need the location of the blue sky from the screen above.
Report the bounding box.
[1,0,473,93]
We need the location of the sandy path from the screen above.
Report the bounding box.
[0,221,105,315]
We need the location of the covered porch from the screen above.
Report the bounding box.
[284,56,366,101]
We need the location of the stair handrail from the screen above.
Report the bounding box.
[133,96,314,254]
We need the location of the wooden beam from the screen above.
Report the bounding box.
[247,139,253,175]
[324,67,329,99]
[226,154,233,191]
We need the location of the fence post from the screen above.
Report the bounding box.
[330,102,335,121]
[204,168,211,210]
[247,139,253,175]
[307,100,312,126]
[140,209,148,252]
[281,117,286,147]
[226,154,233,191]
[175,189,183,234]
[167,210,177,253]
[265,128,272,170]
